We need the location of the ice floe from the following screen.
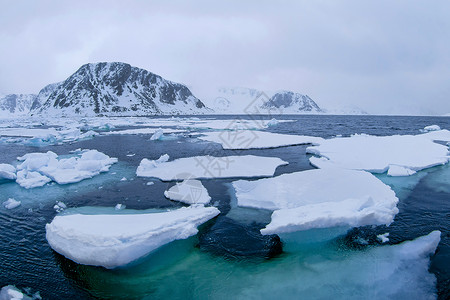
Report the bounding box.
[0,127,98,146]
[15,150,117,188]
[377,232,390,243]
[307,133,449,175]
[137,154,287,181]
[198,130,323,150]
[0,163,16,180]
[164,179,211,204]
[3,198,21,209]
[232,168,398,234]
[45,206,220,268]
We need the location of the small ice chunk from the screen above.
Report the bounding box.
[120,177,127,181]
[0,285,29,300]
[115,204,124,210]
[126,153,135,157]
[53,201,66,212]
[150,128,164,140]
[137,155,288,181]
[164,179,211,204]
[0,163,16,180]
[266,118,279,127]
[377,232,390,243]
[387,165,416,176]
[146,182,154,186]
[16,170,51,189]
[3,198,21,210]
[45,206,220,268]
[422,125,440,132]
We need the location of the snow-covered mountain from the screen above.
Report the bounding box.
[196,87,323,114]
[0,94,37,116]
[33,62,210,116]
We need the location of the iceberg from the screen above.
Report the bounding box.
[164,179,211,204]
[232,169,398,234]
[46,206,220,269]
[198,130,323,150]
[137,155,288,181]
[307,133,449,175]
[0,163,16,180]
[15,149,117,188]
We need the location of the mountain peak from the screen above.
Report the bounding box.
[34,62,208,116]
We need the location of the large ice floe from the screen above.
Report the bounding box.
[232,168,399,235]
[45,206,220,269]
[14,150,117,188]
[136,154,287,181]
[197,130,323,150]
[307,132,450,176]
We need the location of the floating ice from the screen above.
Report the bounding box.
[164,180,211,204]
[422,125,441,132]
[307,133,449,175]
[0,285,29,300]
[387,165,416,176]
[120,177,127,181]
[115,204,124,210]
[198,130,323,150]
[15,150,117,188]
[0,163,16,180]
[3,198,21,210]
[137,155,287,181]
[377,232,390,243]
[53,201,66,213]
[0,127,98,146]
[232,169,398,234]
[150,128,164,140]
[419,129,450,142]
[46,206,220,268]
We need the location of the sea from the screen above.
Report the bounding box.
[0,115,449,299]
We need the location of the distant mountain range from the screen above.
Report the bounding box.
[0,62,367,117]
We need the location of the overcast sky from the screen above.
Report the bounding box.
[1,0,449,115]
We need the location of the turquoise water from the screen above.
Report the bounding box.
[0,115,449,299]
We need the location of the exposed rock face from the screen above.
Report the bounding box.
[34,62,209,116]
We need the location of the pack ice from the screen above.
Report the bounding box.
[232,168,398,234]
[198,131,323,149]
[45,206,220,269]
[136,154,287,181]
[307,132,450,176]
[15,150,117,188]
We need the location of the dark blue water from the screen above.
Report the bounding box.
[0,115,449,299]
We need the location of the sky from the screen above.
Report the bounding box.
[1,0,449,115]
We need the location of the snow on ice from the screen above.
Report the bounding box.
[164,179,211,205]
[307,133,449,175]
[137,154,287,181]
[14,150,117,188]
[45,206,220,268]
[232,168,398,234]
[197,130,323,150]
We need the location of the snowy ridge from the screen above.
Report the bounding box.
[32,62,210,116]
[198,87,323,114]
[0,94,37,116]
